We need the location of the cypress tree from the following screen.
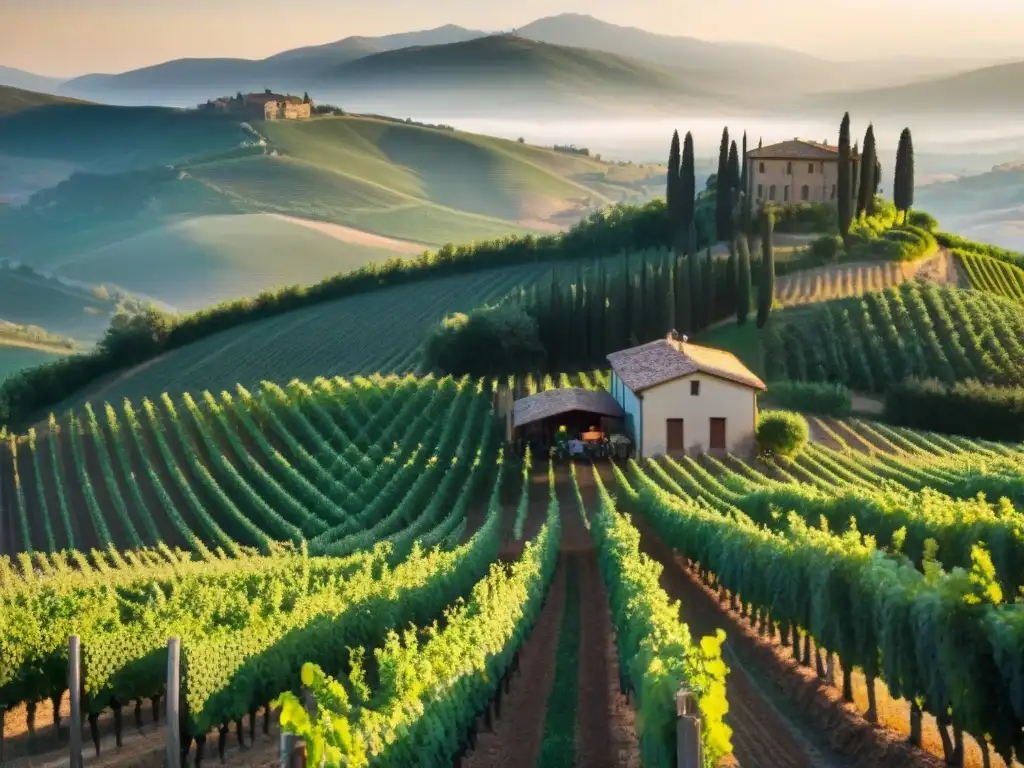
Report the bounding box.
[681,132,696,228]
[726,140,740,242]
[703,245,715,329]
[902,128,915,222]
[740,131,750,233]
[715,127,730,241]
[736,233,751,326]
[676,251,692,333]
[857,124,877,218]
[874,159,882,197]
[725,238,737,313]
[667,131,682,246]
[687,221,700,331]
[838,112,852,242]
[756,208,775,329]
[894,132,905,215]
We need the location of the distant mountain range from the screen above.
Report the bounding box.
[0,66,66,95]
[806,60,1024,115]
[1,13,1019,116]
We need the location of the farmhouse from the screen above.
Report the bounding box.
[746,139,860,212]
[607,332,766,456]
[196,91,312,120]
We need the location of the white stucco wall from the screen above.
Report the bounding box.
[609,371,642,447]
[637,374,759,456]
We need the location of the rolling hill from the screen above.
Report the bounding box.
[0,84,91,116]
[0,105,664,313]
[0,97,251,170]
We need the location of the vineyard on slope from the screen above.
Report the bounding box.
[613,418,1024,767]
[955,249,1024,304]
[764,281,1024,392]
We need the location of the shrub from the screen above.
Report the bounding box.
[809,234,844,263]
[766,202,837,234]
[884,378,1024,441]
[764,381,852,417]
[756,410,809,458]
[421,304,546,377]
[908,210,938,232]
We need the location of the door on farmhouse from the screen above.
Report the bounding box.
[709,418,727,451]
[666,418,684,453]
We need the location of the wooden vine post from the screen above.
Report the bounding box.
[166,637,181,768]
[676,685,704,768]
[69,635,83,768]
[280,687,314,768]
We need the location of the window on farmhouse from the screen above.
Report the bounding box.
[690,380,700,396]
[801,184,810,201]
[808,163,814,173]
[769,185,776,200]
[783,186,789,202]
[786,162,792,174]
[757,184,763,199]
[759,162,765,173]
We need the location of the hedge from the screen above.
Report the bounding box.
[883,378,1024,442]
[763,381,852,417]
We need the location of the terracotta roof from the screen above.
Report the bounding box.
[512,388,625,428]
[607,335,767,393]
[747,139,858,161]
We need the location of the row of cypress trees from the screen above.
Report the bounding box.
[837,114,915,240]
[523,249,737,371]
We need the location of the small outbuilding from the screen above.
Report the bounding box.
[504,387,626,455]
[607,331,767,457]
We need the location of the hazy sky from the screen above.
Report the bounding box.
[9,0,1023,76]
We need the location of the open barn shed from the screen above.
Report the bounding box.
[507,387,625,455]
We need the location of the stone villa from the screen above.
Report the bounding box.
[745,139,860,212]
[197,91,312,120]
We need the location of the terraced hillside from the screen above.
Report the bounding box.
[774,248,959,307]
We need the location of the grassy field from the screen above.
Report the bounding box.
[49,213,405,312]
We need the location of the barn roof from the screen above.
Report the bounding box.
[607,335,767,393]
[512,388,625,428]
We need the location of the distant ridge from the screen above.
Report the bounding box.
[806,59,1024,114]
